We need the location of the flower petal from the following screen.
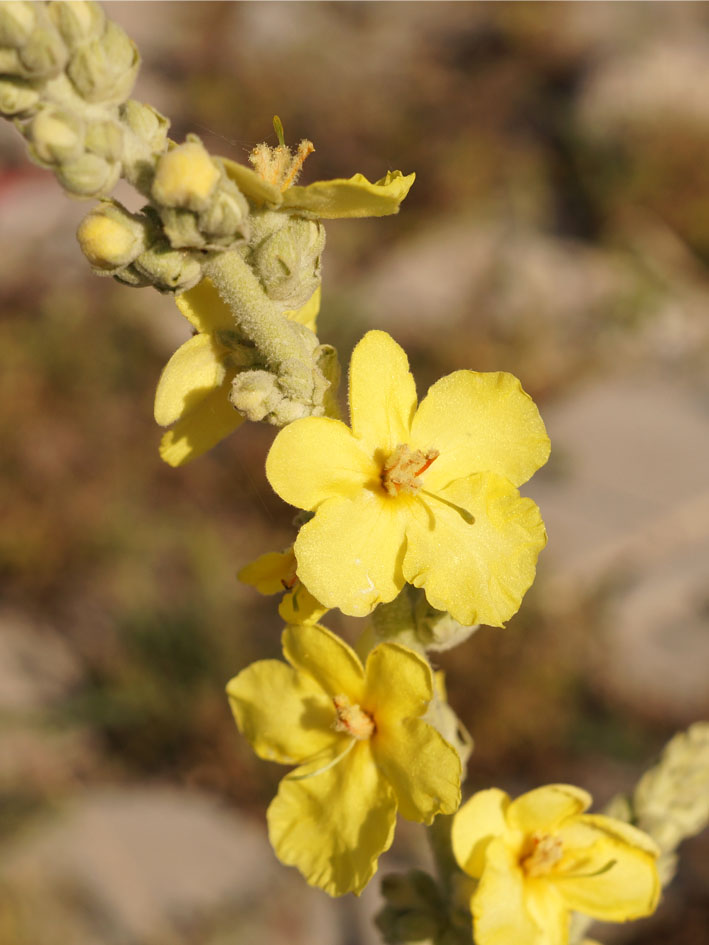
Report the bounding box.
[175,278,236,333]
[158,386,243,467]
[410,370,550,490]
[373,714,460,823]
[508,784,591,835]
[364,641,433,723]
[452,789,511,879]
[266,417,377,511]
[282,623,365,702]
[221,156,284,206]
[226,659,335,765]
[278,585,328,625]
[238,549,296,596]
[349,330,418,455]
[555,816,660,921]
[524,882,569,945]
[403,473,547,627]
[472,838,540,945]
[293,492,407,617]
[286,285,320,333]
[268,740,397,896]
[281,170,415,219]
[154,333,227,427]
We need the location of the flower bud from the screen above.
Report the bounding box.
[67,20,138,105]
[152,138,220,212]
[84,119,123,161]
[132,243,203,293]
[56,152,120,197]
[159,206,206,249]
[413,596,478,653]
[250,216,324,308]
[77,201,147,272]
[0,77,39,116]
[18,25,67,78]
[0,0,37,47]
[197,178,250,242]
[120,99,169,152]
[28,106,84,165]
[47,0,105,50]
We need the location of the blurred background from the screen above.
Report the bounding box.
[1,3,708,943]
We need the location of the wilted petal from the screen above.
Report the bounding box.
[349,330,418,455]
[226,659,335,764]
[281,170,415,218]
[294,492,407,617]
[267,740,397,896]
[403,473,547,627]
[410,370,550,491]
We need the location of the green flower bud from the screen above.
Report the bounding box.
[413,596,478,653]
[120,98,169,152]
[0,1,37,48]
[18,26,67,79]
[197,178,250,243]
[132,242,203,293]
[0,77,39,116]
[152,137,220,212]
[250,216,324,308]
[0,47,22,75]
[112,265,152,288]
[230,369,314,425]
[77,201,148,272]
[56,152,120,197]
[28,106,84,165]
[84,119,123,161]
[67,20,138,105]
[47,0,105,50]
[158,207,206,250]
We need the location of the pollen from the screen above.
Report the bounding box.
[332,694,375,740]
[382,443,439,496]
[521,832,564,877]
[249,118,315,192]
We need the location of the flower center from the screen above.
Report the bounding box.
[521,832,564,877]
[332,694,375,740]
[249,116,314,192]
[382,444,439,496]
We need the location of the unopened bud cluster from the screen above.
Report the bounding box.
[377,870,471,945]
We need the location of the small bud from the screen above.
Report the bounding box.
[197,177,250,242]
[132,243,203,293]
[56,152,120,197]
[47,0,105,50]
[159,207,207,250]
[67,20,138,105]
[413,596,478,653]
[77,201,147,272]
[250,216,324,308]
[0,0,37,47]
[0,47,22,75]
[152,138,220,212]
[28,106,84,165]
[229,370,284,423]
[18,25,67,78]
[120,99,169,152]
[84,119,123,161]
[0,77,39,116]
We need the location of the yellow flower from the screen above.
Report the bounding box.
[266,330,549,626]
[223,157,415,219]
[154,280,320,466]
[452,784,661,945]
[227,622,461,896]
[237,545,328,624]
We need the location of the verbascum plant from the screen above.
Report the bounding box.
[3,4,706,944]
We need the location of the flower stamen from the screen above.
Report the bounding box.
[521,833,564,877]
[332,694,375,740]
[382,444,439,496]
